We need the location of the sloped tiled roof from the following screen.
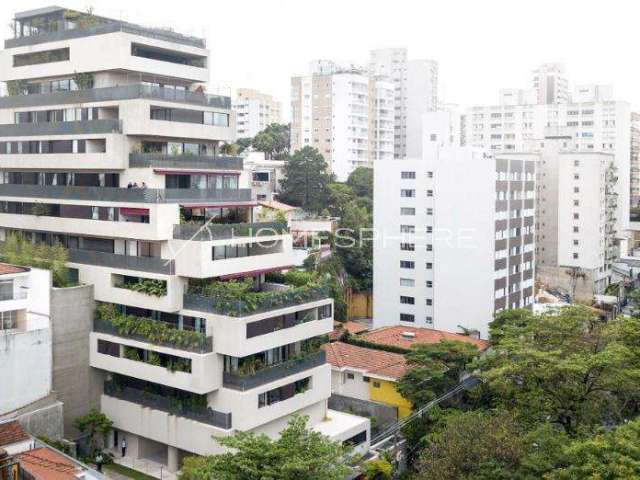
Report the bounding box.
[329,321,369,340]
[259,200,298,212]
[362,326,489,351]
[0,420,30,447]
[322,341,408,380]
[0,263,28,275]
[17,448,81,480]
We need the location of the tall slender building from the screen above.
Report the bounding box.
[232,88,281,138]
[368,48,438,159]
[290,61,394,181]
[0,6,368,471]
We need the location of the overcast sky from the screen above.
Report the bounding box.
[3,0,640,119]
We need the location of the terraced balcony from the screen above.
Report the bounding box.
[173,222,288,241]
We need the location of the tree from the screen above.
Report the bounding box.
[179,416,355,480]
[251,123,290,159]
[346,167,373,200]
[488,308,534,344]
[279,147,332,214]
[219,143,239,155]
[327,183,357,218]
[477,306,640,435]
[364,458,392,479]
[415,410,528,480]
[397,340,480,407]
[2,233,70,287]
[334,202,373,291]
[73,409,113,454]
[546,418,640,479]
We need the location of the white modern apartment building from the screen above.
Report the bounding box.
[0,265,52,415]
[466,64,630,245]
[242,151,286,202]
[510,135,617,299]
[1,6,368,472]
[373,139,535,339]
[631,112,640,206]
[290,61,394,181]
[368,48,438,159]
[232,88,282,138]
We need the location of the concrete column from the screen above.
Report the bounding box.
[167,445,179,473]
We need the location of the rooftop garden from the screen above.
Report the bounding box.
[96,303,210,352]
[186,271,330,316]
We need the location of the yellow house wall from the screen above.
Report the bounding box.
[369,378,412,418]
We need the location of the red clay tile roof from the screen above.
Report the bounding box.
[329,321,369,340]
[322,341,408,380]
[362,326,489,351]
[17,448,81,480]
[0,420,30,447]
[0,263,28,275]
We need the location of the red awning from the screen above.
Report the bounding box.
[120,207,149,216]
[154,169,241,175]
[181,202,258,209]
[218,266,293,280]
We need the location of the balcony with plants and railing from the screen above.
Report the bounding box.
[129,153,242,170]
[183,274,331,317]
[173,222,289,241]
[103,375,232,430]
[222,340,327,391]
[95,303,213,353]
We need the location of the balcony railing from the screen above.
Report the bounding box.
[103,382,232,430]
[69,249,174,275]
[0,84,230,110]
[183,285,331,317]
[0,290,28,301]
[0,119,122,137]
[94,317,213,354]
[6,21,205,49]
[173,222,288,241]
[222,350,326,391]
[0,184,252,204]
[130,153,242,170]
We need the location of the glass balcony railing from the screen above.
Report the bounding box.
[222,350,326,391]
[69,250,174,275]
[103,381,232,430]
[129,153,242,170]
[0,84,230,110]
[0,119,122,137]
[173,222,288,241]
[0,184,252,204]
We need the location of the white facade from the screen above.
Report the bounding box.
[1,6,367,470]
[0,267,52,415]
[368,48,438,159]
[372,141,535,339]
[466,67,630,241]
[232,88,282,138]
[291,62,394,181]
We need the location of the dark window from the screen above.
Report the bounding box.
[14,48,69,67]
[97,339,120,357]
[400,313,415,322]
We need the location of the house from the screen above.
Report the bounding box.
[361,326,489,352]
[322,342,412,418]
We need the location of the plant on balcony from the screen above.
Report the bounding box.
[96,303,206,351]
[1,233,71,288]
[6,80,27,96]
[119,278,167,297]
[236,357,264,377]
[167,357,190,373]
[72,71,94,90]
[147,351,161,366]
[64,7,101,29]
[31,202,51,217]
[265,270,315,288]
[123,346,141,362]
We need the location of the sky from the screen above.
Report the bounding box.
[2,0,640,120]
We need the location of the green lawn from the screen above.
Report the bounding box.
[104,463,158,480]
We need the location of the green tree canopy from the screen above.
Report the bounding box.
[334,202,373,291]
[279,147,332,214]
[397,340,480,407]
[251,123,290,159]
[346,167,373,199]
[179,416,355,480]
[73,409,113,454]
[477,306,640,435]
[1,233,70,287]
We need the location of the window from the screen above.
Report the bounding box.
[258,377,310,408]
[573,213,579,220]
[400,296,415,305]
[400,313,415,322]
[573,226,579,233]
[426,262,433,269]
[0,280,13,301]
[400,278,415,287]
[426,190,433,197]
[426,244,433,251]
[426,226,433,233]
[346,373,355,380]
[400,260,415,269]
[426,208,433,215]
[363,376,370,383]
[400,225,415,234]
[426,299,433,306]
[426,281,433,288]
[425,316,433,325]
[400,243,415,251]
[372,381,381,388]
[0,310,17,330]
[97,339,120,357]
[427,171,433,178]
[343,430,368,447]
[401,171,416,179]
[573,253,579,259]
[401,189,415,198]
[14,48,70,67]
[400,207,415,216]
